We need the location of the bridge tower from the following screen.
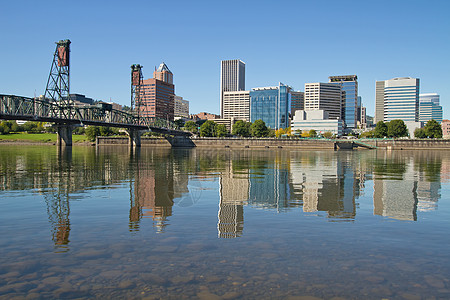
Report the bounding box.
[44,39,71,106]
[131,64,144,120]
[45,39,73,146]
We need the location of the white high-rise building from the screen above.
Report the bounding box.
[220,60,245,117]
[223,91,250,121]
[376,77,420,122]
[304,83,342,120]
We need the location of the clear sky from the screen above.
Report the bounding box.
[1,0,449,118]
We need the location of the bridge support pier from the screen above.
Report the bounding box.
[57,125,73,147]
[127,129,143,148]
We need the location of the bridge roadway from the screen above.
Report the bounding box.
[0,94,191,146]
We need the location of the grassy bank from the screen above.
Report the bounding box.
[0,133,89,143]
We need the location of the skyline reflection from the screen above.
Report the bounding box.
[0,146,446,247]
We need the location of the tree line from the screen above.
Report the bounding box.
[360,119,442,138]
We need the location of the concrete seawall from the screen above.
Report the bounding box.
[96,136,450,150]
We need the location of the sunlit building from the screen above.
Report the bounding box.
[329,75,358,129]
[220,59,245,117]
[250,83,291,129]
[304,82,342,120]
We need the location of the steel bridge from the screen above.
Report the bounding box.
[0,39,191,147]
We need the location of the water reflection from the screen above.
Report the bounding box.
[0,146,446,248]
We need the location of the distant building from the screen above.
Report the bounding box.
[174,96,189,118]
[376,77,420,123]
[360,106,367,128]
[375,80,385,124]
[250,83,290,129]
[329,75,358,128]
[291,110,343,136]
[223,90,250,121]
[67,93,94,106]
[304,82,342,120]
[442,120,450,139]
[220,59,245,117]
[419,93,443,123]
[191,112,220,120]
[139,62,175,121]
[290,91,304,115]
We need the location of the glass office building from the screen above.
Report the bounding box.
[329,75,358,129]
[419,93,443,123]
[250,83,290,129]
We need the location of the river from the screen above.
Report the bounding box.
[0,145,449,299]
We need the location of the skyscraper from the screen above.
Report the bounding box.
[375,77,420,122]
[304,82,342,120]
[291,91,305,114]
[419,93,443,123]
[139,62,175,121]
[220,59,245,117]
[329,75,358,128]
[375,80,385,124]
[250,83,290,129]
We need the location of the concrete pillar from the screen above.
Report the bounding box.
[57,125,73,147]
[127,129,142,148]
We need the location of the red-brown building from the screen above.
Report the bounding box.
[442,119,450,138]
[191,112,220,120]
[139,63,175,121]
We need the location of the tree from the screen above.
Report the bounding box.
[360,130,375,138]
[387,119,408,138]
[174,119,185,128]
[250,119,269,137]
[414,128,426,138]
[424,119,442,138]
[199,120,216,137]
[323,131,333,139]
[85,126,101,141]
[184,121,199,134]
[275,128,286,138]
[232,120,251,137]
[374,121,388,138]
[215,124,228,137]
[308,129,317,138]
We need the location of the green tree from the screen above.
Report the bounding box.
[374,121,388,138]
[184,121,199,134]
[308,129,317,138]
[360,130,375,138]
[414,128,426,139]
[22,122,37,132]
[199,120,216,137]
[0,122,10,134]
[174,119,185,128]
[232,120,251,137]
[424,119,442,138]
[387,119,408,138]
[215,124,228,137]
[323,131,333,139]
[85,126,101,141]
[250,119,269,137]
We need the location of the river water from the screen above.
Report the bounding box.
[0,145,449,299]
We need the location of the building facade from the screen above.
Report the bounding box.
[376,77,420,122]
[250,83,290,130]
[139,63,175,120]
[291,91,304,115]
[329,75,358,128]
[291,110,344,136]
[419,93,443,123]
[220,59,245,117]
[223,90,250,121]
[304,83,342,120]
[174,96,189,118]
[442,120,450,138]
[375,80,385,124]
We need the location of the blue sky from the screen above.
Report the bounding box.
[1,0,449,118]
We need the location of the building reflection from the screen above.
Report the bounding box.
[218,160,247,238]
[372,151,442,221]
[290,152,361,221]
